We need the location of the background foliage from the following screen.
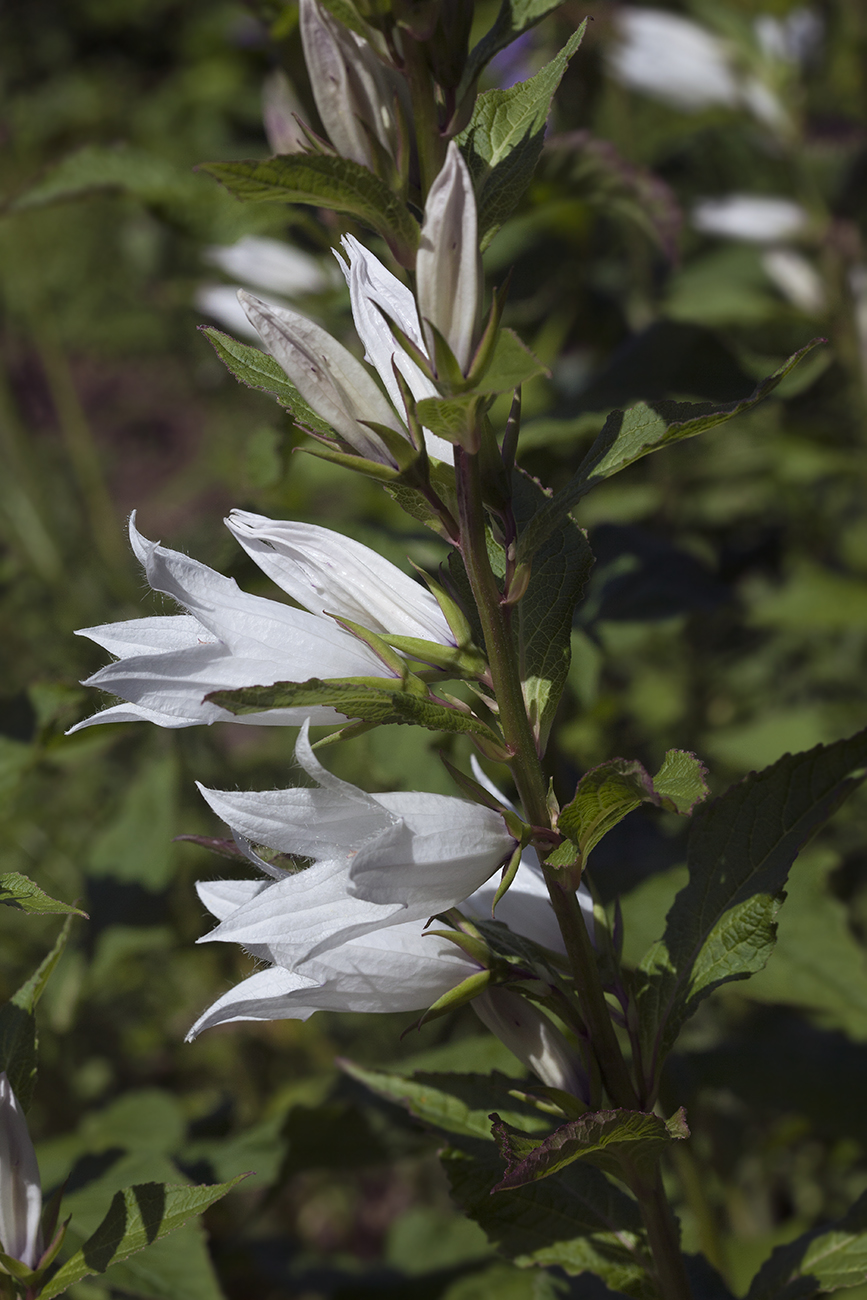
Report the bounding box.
[3,0,867,1295]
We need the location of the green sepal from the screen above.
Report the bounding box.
[425,928,492,967]
[357,418,422,472]
[0,1251,37,1283]
[411,563,475,648]
[370,302,437,382]
[464,277,510,388]
[298,443,401,483]
[327,615,424,682]
[415,968,494,1027]
[508,1086,590,1120]
[491,843,523,914]
[440,755,511,813]
[423,318,470,392]
[379,631,487,677]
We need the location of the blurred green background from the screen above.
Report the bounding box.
[3,0,867,1295]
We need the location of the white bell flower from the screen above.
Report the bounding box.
[473,987,587,1097]
[203,236,333,297]
[416,143,482,375]
[692,195,809,243]
[0,1073,43,1271]
[71,512,454,733]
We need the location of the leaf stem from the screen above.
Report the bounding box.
[631,1167,695,1300]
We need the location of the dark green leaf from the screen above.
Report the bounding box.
[340,1063,549,1140]
[513,471,594,748]
[201,328,335,437]
[442,1137,655,1297]
[491,1107,689,1189]
[473,329,548,394]
[41,1176,247,1298]
[200,154,419,263]
[517,341,823,565]
[1,918,74,1109]
[0,872,86,917]
[459,25,586,247]
[205,676,504,746]
[748,1187,867,1299]
[635,727,867,1077]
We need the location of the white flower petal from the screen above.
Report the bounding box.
[195,284,267,340]
[195,781,392,860]
[473,988,588,1098]
[197,878,271,921]
[226,511,453,644]
[608,9,739,110]
[75,614,208,657]
[693,195,809,243]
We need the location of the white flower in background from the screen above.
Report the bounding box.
[204,237,333,298]
[261,67,309,155]
[299,0,405,170]
[754,8,822,66]
[197,236,337,341]
[763,248,826,314]
[0,1072,43,1271]
[416,143,482,375]
[71,512,455,733]
[692,195,809,243]
[608,7,789,132]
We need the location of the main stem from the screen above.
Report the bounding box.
[454,443,693,1300]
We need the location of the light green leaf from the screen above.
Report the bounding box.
[459,24,586,247]
[513,472,593,749]
[341,1063,549,1140]
[464,1,576,92]
[635,727,867,1081]
[473,329,548,394]
[517,341,822,565]
[200,154,419,263]
[491,1107,689,1189]
[202,328,335,437]
[548,751,707,868]
[748,1188,867,1298]
[10,144,195,211]
[0,873,86,917]
[41,1177,246,1298]
[205,676,504,747]
[442,1138,655,1297]
[416,394,487,442]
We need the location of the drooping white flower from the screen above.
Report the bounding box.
[261,68,309,155]
[416,143,482,375]
[762,248,826,314]
[754,8,822,66]
[225,510,453,644]
[692,195,809,243]
[0,1072,43,1271]
[299,0,404,171]
[71,512,454,733]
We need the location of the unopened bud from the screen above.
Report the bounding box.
[473,987,589,1101]
[417,143,482,375]
[0,1073,43,1270]
[261,70,308,155]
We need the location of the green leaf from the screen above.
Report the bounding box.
[464,1,577,93]
[416,394,488,443]
[491,1107,689,1189]
[747,1187,867,1298]
[10,144,195,212]
[1,918,74,1110]
[205,676,504,747]
[200,154,419,264]
[89,753,179,890]
[201,328,335,437]
[459,24,586,247]
[472,329,548,394]
[40,1176,247,1298]
[513,471,594,749]
[548,751,707,868]
[340,1063,550,1140]
[634,727,867,1079]
[516,341,823,565]
[442,1138,655,1297]
[0,872,86,917]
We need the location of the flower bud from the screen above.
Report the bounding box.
[416,143,482,375]
[473,988,589,1101]
[299,0,404,170]
[261,69,308,155]
[0,1073,43,1270]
